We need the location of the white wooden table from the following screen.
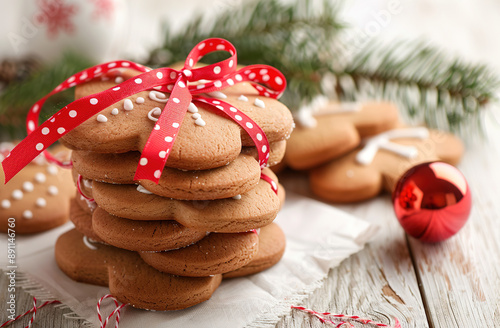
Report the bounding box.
[1,119,499,328]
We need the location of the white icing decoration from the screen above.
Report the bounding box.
[1,200,11,209]
[23,181,34,192]
[47,165,58,175]
[136,97,145,104]
[97,114,108,123]
[188,102,198,113]
[206,91,227,99]
[48,186,59,195]
[232,194,242,200]
[356,128,430,165]
[124,99,134,111]
[238,95,248,102]
[83,179,93,189]
[111,108,119,115]
[12,190,23,200]
[83,236,98,250]
[254,98,265,108]
[195,118,206,126]
[36,197,47,207]
[115,77,124,83]
[34,173,46,183]
[23,210,33,219]
[192,113,201,119]
[149,91,168,103]
[137,185,153,194]
[148,107,162,122]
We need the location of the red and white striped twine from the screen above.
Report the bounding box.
[97,294,128,328]
[0,297,61,328]
[291,306,401,328]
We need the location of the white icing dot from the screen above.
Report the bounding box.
[41,127,50,135]
[170,72,176,79]
[172,122,180,128]
[111,108,119,115]
[235,115,242,121]
[23,210,33,219]
[235,74,243,81]
[259,69,268,75]
[48,186,59,195]
[254,98,265,108]
[136,97,145,104]
[188,103,198,113]
[57,127,66,134]
[1,200,11,209]
[154,170,161,179]
[69,110,77,118]
[23,181,34,192]
[124,99,134,110]
[172,98,180,103]
[149,91,168,102]
[137,185,153,194]
[90,98,98,105]
[28,120,35,131]
[115,77,124,83]
[36,197,47,207]
[195,118,206,126]
[97,114,108,123]
[36,143,44,151]
[249,72,256,79]
[214,80,222,88]
[178,81,186,88]
[262,145,268,153]
[275,76,283,85]
[262,75,270,82]
[35,173,46,183]
[159,151,167,158]
[47,165,58,175]
[112,87,120,91]
[227,78,234,86]
[238,95,248,102]
[229,60,234,68]
[139,158,148,166]
[156,72,163,79]
[232,194,242,200]
[213,66,221,74]
[165,136,173,142]
[192,113,201,119]
[229,107,237,112]
[246,122,253,129]
[12,190,23,200]
[135,78,142,84]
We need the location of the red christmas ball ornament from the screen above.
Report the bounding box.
[392,162,472,243]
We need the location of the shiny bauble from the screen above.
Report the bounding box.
[392,162,472,243]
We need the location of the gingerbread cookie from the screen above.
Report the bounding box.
[285,101,399,170]
[224,223,286,278]
[310,128,464,203]
[55,229,222,310]
[89,168,284,233]
[69,198,103,242]
[60,69,293,171]
[0,144,74,234]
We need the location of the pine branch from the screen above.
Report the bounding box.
[146,0,345,110]
[0,53,95,138]
[334,40,499,133]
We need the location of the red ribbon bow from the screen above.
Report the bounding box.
[1,38,286,184]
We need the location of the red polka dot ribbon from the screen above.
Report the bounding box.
[1,38,286,184]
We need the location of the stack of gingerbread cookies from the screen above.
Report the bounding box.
[54,68,294,310]
[284,101,464,202]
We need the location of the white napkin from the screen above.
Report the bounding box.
[0,192,378,328]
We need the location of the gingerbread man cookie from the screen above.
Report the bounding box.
[0,143,74,233]
[309,127,464,203]
[286,101,399,170]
